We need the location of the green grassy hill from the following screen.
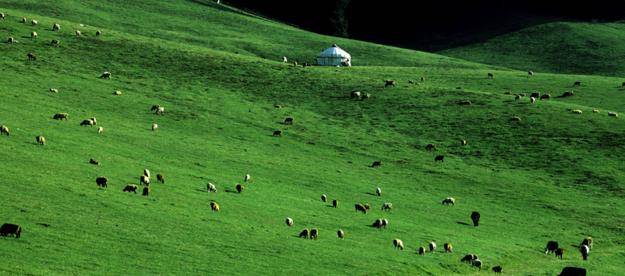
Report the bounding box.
[441,21,625,76]
[1,1,624,274]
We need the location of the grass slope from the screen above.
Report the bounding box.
[441,21,625,77]
[1,1,625,275]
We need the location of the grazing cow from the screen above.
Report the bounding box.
[50,39,60,47]
[573,81,581,86]
[96,177,107,188]
[75,30,82,36]
[470,211,480,226]
[372,218,384,228]
[381,202,392,211]
[97,127,104,134]
[210,201,220,212]
[608,111,618,117]
[580,244,589,260]
[442,197,455,206]
[384,80,396,87]
[487,73,494,78]
[444,243,453,253]
[393,239,404,250]
[472,259,482,270]
[355,203,368,214]
[31,31,37,38]
[381,218,388,228]
[310,228,318,240]
[559,267,587,276]
[434,155,444,162]
[581,237,593,249]
[540,94,551,100]
[151,123,158,131]
[7,37,15,43]
[375,187,382,196]
[0,13,4,20]
[593,109,599,113]
[140,175,150,186]
[123,184,138,193]
[284,117,293,125]
[337,229,344,239]
[515,95,522,101]
[562,91,574,97]
[143,169,151,178]
[418,246,426,255]
[528,70,534,76]
[460,139,467,146]
[35,136,45,145]
[332,199,338,208]
[273,130,282,137]
[49,88,59,93]
[282,56,288,63]
[371,160,382,168]
[0,125,9,136]
[53,113,69,120]
[157,174,165,184]
[572,109,583,114]
[96,30,102,36]
[461,254,478,263]
[142,186,149,196]
[52,23,60,31]
[89,158,100,165]
[113,90,122,95]
[299,228,309,239]
[285,217,293,227]
[20,17,26,23]
[530,96,536,103]
[244,174,251,182]
[429,241,436,252]
[492,266,503,273]
[350,90,362,99]
[0,223,22,238]
[545,241,559,254]
[425,144,436,151]
[321,194,327,202]
[80,118,96,126]
[207,182,217,193]
[235,183,244,193]
[31,19,37,25]
[555,248,564,259]
[27,52,36,61]
[100,71,111,79]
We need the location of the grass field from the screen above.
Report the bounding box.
[1,1,625,274]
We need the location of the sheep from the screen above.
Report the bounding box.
[282,56,288,63]
[429,241,436,252]
[113,90,122,95]
[384,80,396,87]
[555,248,564,259]
[31,31,37,38]
[89,158,100,165]
[375,187,381,196]
[0,125,9,136]
[52,23,60,31]
[35,135,46,145]
[434,155,444,162]
[321,194,327,202]
[140,175,150,186]
[393,239,404,250]
[123,184,138,193]
[207,182,217,193]
[418,246,426,255]
[80,119,96,126]
[381,202,392,211]
[100,71,111,79]
[75,30,82,36]
[97,127,104,134]
[608,111,618,117]
[284,117,294,125]
[285,217,293,227]
[370,160,382,168]
[142,186,149,196]
[210,201,220,212]
[235,183,244,193]
[96,30,102,36]
[561,91,574,97]
[156,174,165,184]
[581,236,593,249]
[355,203,368,214]
[492,266,503,273]
[0,223,22,238]
[470,211,480,226]
[350,90,362,99]
[272,130,282,137]
[530,96,536,103]
[425,144,436,151]
[27,52,37,61]
[52,113,69,120]
[510,116,522,122]
[31,19,37,25]
[155,106,165,115]
[50,39,60,47]
[573,81,582,86]
[96,177,107,188]
[540,94,551,100]
[299,228,309,239]
[559,267,586,276]
[7,37,15,43]
[332,199,338,208]
[151,123,158,131]
[545,241,559,254]
[580,244,589,260]
[310,228,318,240]
[444,243,453,253]
[337,229,344,239]
[244,174,251,182]
[49,88,59,93]
[487,73,494,78]
[442,197,455,206]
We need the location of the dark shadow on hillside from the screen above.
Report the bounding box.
[456,221,470,226]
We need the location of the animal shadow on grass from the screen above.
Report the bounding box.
[456,221,471,226]
[365,192,377,196]
[224,188,237,193]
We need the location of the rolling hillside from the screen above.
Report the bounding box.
[441,21,625,76]
[1,1,625,275]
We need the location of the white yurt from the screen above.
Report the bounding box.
[316,44,352,67]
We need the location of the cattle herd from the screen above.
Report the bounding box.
[0,12,608,275]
